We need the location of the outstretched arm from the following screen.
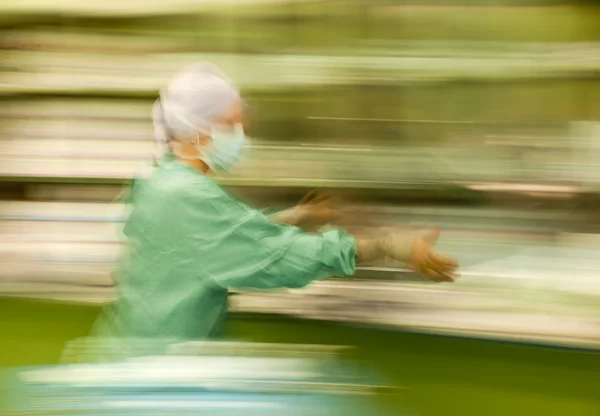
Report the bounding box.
[180,184,458,291]
[268,191,340,232]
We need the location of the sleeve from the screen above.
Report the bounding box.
[177,182,357,290]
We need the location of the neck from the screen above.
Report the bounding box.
[181,158,211,174]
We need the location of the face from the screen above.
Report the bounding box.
[175,98,245,172]
[181,99,246,154]
[213,98,243,128]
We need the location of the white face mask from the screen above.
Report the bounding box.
[199,123,248,173]
[163,103,248,173]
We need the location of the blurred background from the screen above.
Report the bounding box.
[0,0,599,415]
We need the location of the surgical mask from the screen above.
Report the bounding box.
[198,123,247,173]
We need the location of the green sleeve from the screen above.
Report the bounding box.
[176,181,357,290]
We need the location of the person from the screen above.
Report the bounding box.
[93,63,458,343]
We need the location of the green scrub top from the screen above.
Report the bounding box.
[93,155,357,343]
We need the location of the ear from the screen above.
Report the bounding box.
[196,132,211,147]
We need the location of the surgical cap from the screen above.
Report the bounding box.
[152,63,240,157]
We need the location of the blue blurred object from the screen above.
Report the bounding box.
[1,341,398,416]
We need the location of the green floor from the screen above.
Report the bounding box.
[1,298,598,416]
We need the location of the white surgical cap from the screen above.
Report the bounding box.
[152,63,240,158]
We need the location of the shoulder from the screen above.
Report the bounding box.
[143,162,251,218]
[148,162,223,199]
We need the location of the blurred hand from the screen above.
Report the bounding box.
[383,227,459,282]
[294,191,342,231]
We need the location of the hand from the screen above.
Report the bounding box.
[383,227,459,282]
[294,191,342,231]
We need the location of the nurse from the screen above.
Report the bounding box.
[95,63,458,342]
